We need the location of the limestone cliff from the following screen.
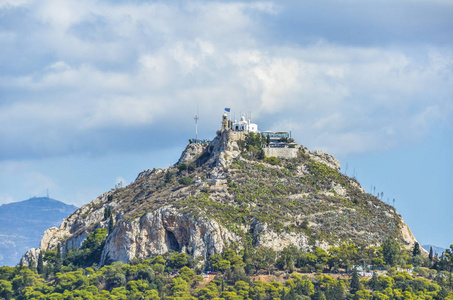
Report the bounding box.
[22,130,421,266]
[100,206,239,265]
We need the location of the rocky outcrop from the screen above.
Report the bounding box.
[31,191,116,256]
[177,143,207,164]
[400,219,425,252]
[100,206,239,265]
[253,221,310,252]
[21,248,40,267]
[199,131,242,168]
[308,150,341,171]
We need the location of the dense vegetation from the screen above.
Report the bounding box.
[3,239,453,299]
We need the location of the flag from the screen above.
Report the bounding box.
[225,108,231,112]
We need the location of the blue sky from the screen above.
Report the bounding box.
[0,0,452,248]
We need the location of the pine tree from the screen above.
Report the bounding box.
[104,207,111,220]
[429,246,434,262]
[55,243,62,273]
[312,290,326,300]
[108,216,114,234]
[28,261,37,273]
[350,268,360,294]
[369,272,378,291]
[325,281,345,300]
[413,242,421,257]
[37,251,44,274]
[382,237,401,266]
[288,257,294,273]
[44,263,53,279]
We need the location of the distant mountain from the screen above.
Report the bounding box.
[0,197,77,266]
[422,244,447,257]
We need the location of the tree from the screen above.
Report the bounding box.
[413,242,421,257]
[382,237,402,266]
[325,281,345,300]
[178,176,193,186]
[0,280,12,300]
[350,268,360,294]
[103,207,111,220]
[245,132,265,160]
[169,253,189,269]
[216,260,231,272]
[429,246,434,262]
[329,243,358,273]
[311,290,326,300]
[82,228,108,251]
[177,163,187,173]
[55,243,62,273]
[165,171,174,183]
[64,228,108,267]
[108,216,114,234]
[197,282,220,299]
[37,252,44,275]
[178,266,195,282]
[255,247,277,275]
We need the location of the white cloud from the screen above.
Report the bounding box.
[0,0,451,160]
[0,0,30,8]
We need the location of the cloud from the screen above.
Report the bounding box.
[0,0,452,161]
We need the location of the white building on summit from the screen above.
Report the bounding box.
[231,115,259,133]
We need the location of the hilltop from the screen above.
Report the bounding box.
[22,120,419,267]
[0,197,77,266]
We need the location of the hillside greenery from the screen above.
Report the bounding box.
[4,241,453,299]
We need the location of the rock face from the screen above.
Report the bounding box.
[253,221,310,252]
[308,150,341,171]
[21,248,41,267]
[205,131,242,168]
[177,143,207,165]
[22,129,421,267]
[100,206,239,265]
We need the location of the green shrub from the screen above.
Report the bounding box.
[264,156,279,165]
[179,176,193,186]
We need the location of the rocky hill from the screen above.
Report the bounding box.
[0,197,77,266]
[22,130,419,266]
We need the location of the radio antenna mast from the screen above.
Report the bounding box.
[194,106,199,144]
[290,118,292,138]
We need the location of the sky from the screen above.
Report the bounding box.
[0,0,452,248]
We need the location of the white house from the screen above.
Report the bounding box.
[231,115,259,133]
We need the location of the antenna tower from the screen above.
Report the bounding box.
[290,118,292,138]
[194,107,199,144]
